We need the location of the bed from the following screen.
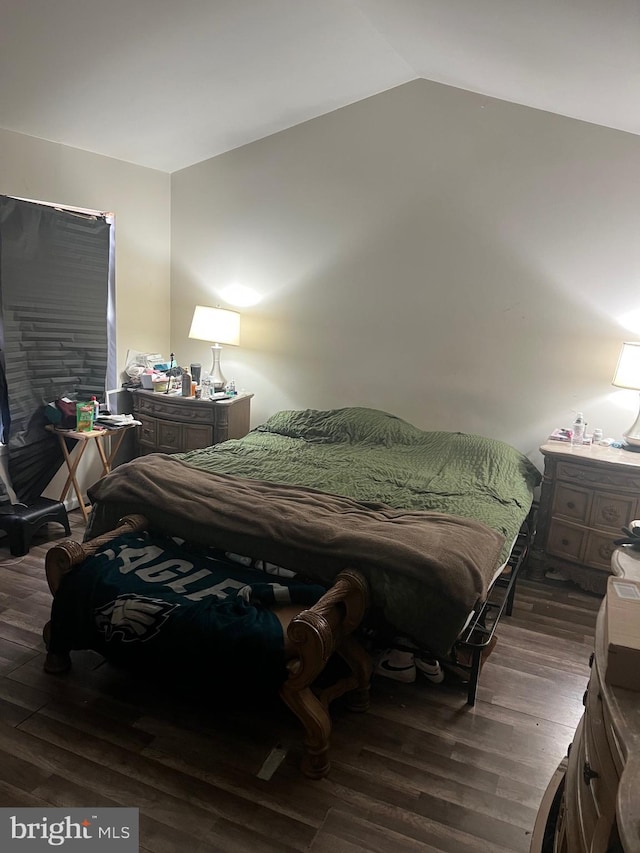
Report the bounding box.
[84,406,540,657]
[45,407,540,774]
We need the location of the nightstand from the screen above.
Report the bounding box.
[531,442,640,593]
[131,390,253,455]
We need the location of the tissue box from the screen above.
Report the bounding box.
[605,576,640,691]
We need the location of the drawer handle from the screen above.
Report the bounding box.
[598,543,614,560]
[566,501,575,510]
[561,538,569,546]
[583,760,599,786]
[601,505,620,524]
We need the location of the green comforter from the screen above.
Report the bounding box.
[178,407,540,564]
[86,407,540,655]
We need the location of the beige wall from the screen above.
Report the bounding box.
[2,78,639,484]
[0,127,171,503]
[171,79,640,467]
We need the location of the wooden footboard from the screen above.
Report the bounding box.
[44,513,148,597]
[43,514,148,674]
[42,515,371,779]
[280,567,372,778]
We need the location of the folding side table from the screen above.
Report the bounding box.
[46,423,136,523]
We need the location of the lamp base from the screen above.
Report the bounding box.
[622,396,640,452]
[209,344,226,391]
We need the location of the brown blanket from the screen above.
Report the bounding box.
[87,454,505,654]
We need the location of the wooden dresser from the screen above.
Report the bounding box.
[530,549,640,853]
[531,443,640,594]
[131,389,253,455]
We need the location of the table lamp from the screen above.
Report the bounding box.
[188,305,240,391]
[612,341,640,451]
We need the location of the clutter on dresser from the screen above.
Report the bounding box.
[547,427,618,447]
[548,427,592,444]
[122,349,178,393]
[547,411,615,447]
[122,348,244,401]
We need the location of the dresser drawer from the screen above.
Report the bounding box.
[552,483,591,524]
[583,667,618,818]
[563,717,589,853]
[135,393,167,418]
[547,519,586,562]
[573,724,598,851]
[601,701,625,776]
[583,531,618,571]
[557,461,640,492]
[135,393,214,425]
[137,415,157,448]
[589,492,637,533]
[183,423,214,451]
[157,421,183,453]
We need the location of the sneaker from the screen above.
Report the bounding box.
[415,655,444,684]
[374,647,416,683]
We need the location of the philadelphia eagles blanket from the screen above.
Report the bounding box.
[86,450,507,656]
[49,530,326,694]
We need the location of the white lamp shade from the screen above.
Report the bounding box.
[612,342,640,390]
[188,305,240,346]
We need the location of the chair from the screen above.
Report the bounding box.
[0,497,70,556]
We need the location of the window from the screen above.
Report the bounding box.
[0,196,114,502]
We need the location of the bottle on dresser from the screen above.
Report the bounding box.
[571,412,586,446]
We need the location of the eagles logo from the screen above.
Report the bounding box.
[95,594,178,643]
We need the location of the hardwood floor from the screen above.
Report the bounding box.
[0,513,600,852]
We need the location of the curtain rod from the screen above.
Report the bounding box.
[7,195,111,219]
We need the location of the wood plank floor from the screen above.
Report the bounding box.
[0,513,601,852]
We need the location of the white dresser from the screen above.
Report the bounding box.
[529,547,640,853]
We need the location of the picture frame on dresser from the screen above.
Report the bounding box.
[131,389,253,455]
[529,442,640,594]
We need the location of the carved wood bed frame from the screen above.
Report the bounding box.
[42,514,373,779]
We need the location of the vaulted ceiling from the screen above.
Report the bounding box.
[2,0,638,173]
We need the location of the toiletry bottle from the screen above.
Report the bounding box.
[181,372,192,397]
[91,395,100,421]
[571,412,585,446]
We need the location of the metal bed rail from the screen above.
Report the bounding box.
[449,518,534,706]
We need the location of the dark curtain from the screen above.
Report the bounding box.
[0,196,111,503]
